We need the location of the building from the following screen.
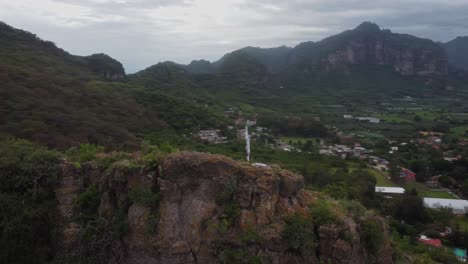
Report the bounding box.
[425,175,442,188]
[375,187,405,197]
[355,117,381,123]
[198,130,227,144]
[423,198,468,214]
[418,235,442,247]
[400,168,416,184]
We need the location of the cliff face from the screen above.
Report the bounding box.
[444,36,468,71]
[55,152,393,264]
[289,22,447,77]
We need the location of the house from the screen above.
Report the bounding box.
[355,117,380,123]
[344,115,353,119]
[425,175,442,188]
[400,168,416,184]
[319,149,334,156]
[198,130,227,144]
[418,235,442,247]
[338,135,356,144]
[423,198,468,214]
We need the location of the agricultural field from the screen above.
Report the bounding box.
[449,125,468,138]
[405,182,456,199]
[368,169,398,187]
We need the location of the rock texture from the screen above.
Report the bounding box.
[55,151,393,264]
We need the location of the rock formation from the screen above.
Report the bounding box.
[55,151,393,264]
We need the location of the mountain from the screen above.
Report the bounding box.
[182,22,448,79]
[135,22,455,111]
[0,21,226,149]
[444,36,468,71]
[288,22,447,77]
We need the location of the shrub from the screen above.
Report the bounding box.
[282,214,317,256]
[216,177,240,231]
[360,219,384,254]
[128,186,160,208]
[0,139,59,194]
[0,139,60,263]
[73,185,101,223]
[142,144,175,168]
[343,200,366,220]
[240,226,261,244]
[66,144,104,163]
[310,199,339,227]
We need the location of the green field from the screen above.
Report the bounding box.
[449,125,468,138]
[369,169,399,187]
[377,114,412,123]
[405,182,456,199]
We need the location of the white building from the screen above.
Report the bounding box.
[423,198,468,214]
[356,117,381,123]
[375,187,405,194]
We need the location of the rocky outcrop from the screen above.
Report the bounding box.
[85,53,126,80]
[290,22,447,78]
[55,151,393,264]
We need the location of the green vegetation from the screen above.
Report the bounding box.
[0,139,59,263]
[282,214,317,256]
[369,169,398,187]
[73,185,101,223]
[128,186,160,207]
[309,199,340,227]
[360,219,384,253]
[405,182,455,199]
[216,177,241,232]
[66,144,104,163]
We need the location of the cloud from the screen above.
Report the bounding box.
[0,0,467,72]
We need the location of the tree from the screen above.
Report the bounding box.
[282,214,317,256]
[394,195,429,225]
[389,163,401,184]
[461,179,468,194]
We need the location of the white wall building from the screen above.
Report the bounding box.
[423,198,468,214]
[375,187,405,194]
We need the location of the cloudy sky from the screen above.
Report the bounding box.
[1,0,467,73]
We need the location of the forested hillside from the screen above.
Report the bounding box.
[0,22,226,149]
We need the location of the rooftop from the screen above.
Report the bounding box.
[375,186,405,194]
[423,198,468,210]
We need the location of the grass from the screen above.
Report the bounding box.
[368,169,398,187]
[377,114,412,123]
[454,216,468,231]
[449,125,468,138]
[354,131,386,139]
[405,182,456,199]
[411,110,440,121]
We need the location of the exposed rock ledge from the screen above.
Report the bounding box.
[55,151,393,264]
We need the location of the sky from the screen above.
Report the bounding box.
[0,0,467,73]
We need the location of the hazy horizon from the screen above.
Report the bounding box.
[1,0,467,73]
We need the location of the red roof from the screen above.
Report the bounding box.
[418,237,442,247]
